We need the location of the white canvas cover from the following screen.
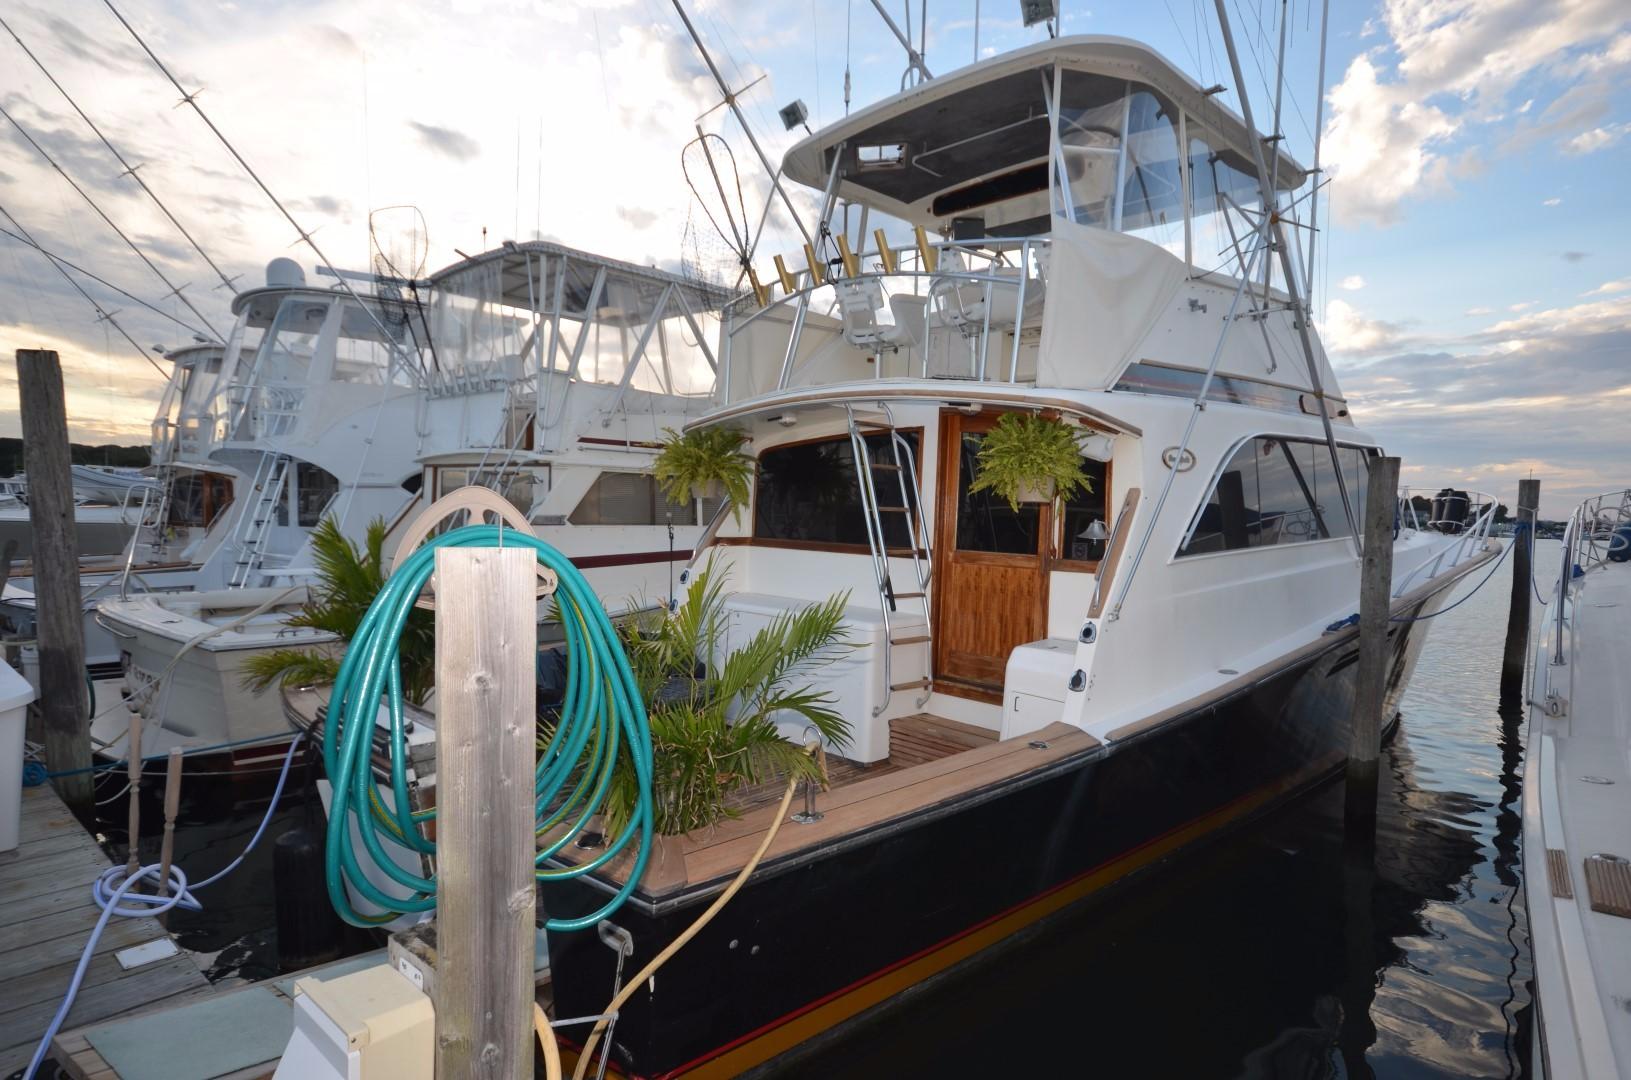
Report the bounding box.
[1036,218,1187,390]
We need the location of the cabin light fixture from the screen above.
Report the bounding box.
[1018,0,1058,27]
[1077,519,1109,542]
[769,413,798,427]
[1202,84,1227,97]
[950,401,981,415]
[1078,432,1115,462]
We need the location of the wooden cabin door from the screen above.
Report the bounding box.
[932,410,1049,699]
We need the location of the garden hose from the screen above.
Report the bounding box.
[322,522,655,931]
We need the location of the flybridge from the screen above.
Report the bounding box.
[781,35,1306,252]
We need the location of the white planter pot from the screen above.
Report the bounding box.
[1015,478,1056,504]
[693,478,725,502]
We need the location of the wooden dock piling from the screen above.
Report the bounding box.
[433,546,537,1079]
[1500,478,1541,700]
[1347,455,1399,827]
[16,349,93,816]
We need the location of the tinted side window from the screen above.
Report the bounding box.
[754,433,921,549]
[1181,438,1371,557]
[569,473,696,526]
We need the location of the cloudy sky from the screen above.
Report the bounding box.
[0,0,1627,516]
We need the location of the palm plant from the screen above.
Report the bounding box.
[606,557,853,836]
[240,516,437,704]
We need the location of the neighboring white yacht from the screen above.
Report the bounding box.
[1523,489,1631,1079]
[528,36,1506,1075]
[0,341,247,687]
[95,244,728,765]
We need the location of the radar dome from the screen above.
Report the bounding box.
[265,257,306,288]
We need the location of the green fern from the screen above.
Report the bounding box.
[238,516,437,704]
[967,412,1093,512]
[652,426,753,521]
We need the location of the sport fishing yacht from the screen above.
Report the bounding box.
[0,341,245,688]
[513,36,1504,1075]
[1523,488,1631,1079]
[95,244,728,767]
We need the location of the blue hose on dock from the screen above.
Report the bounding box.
[321,523,655,931]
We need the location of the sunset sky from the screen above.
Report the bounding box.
[1,0,1627,516]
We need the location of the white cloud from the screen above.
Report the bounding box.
[1322,298,1407,355]
[1562,123,1629,153]
[1340,274,1367,291]
[1542,197,1562,206]
[1509,301,1535,312]
[1321,0,1631,224]
[1465,306,1494,316]
[1587,279,1631,295]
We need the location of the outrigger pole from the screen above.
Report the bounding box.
[1210,0,1361,554]
[669,0,816,253]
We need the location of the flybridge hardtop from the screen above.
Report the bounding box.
[781,35,1307,233]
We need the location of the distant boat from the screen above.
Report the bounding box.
[68,464,157,506]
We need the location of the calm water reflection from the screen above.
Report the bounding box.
[793,541,1542,1078]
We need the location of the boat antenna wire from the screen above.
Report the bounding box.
[1302,0,1331,299]
[320,523,656,931]
[1210,0,1359,550]
[0,202,169,378]
[0,214,208,340]
[0,101,225,342]
[98,0,429,385]
[0,13,239,295]
[670,0,816,253]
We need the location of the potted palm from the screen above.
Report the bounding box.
[604,558,852,836]
[653,426,753,517]
[968,412,1093,511]
[241,516,437,704]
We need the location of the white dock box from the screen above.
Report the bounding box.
[721,593,925,764]
[1000,638,1078,741]
[0,659,39,852]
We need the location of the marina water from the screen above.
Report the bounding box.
[99,540,1544,1076]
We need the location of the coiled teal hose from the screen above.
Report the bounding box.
[322,523,654,931]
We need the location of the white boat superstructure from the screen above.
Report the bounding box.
[671,35,1498,765]
[94,244,730,758]
[0,342,250,687]
[1524,488,1631,1079]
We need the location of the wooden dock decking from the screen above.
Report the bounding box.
[0,783,210,1077]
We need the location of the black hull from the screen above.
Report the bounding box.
[541,558,1482,1079]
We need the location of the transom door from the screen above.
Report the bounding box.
[932,410,1051,698]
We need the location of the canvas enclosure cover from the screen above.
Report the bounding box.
[1036,217,1186,389]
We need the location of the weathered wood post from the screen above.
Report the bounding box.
[434,546,536,1079]
[1347,455,1400,828]
[17,349,93,815]
[1500,478,1541,701]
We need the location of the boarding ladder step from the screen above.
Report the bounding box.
[846,404,935,717]
[228,453,290,588]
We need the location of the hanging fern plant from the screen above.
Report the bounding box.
[653,426,754,519]
[968,412,1092,512]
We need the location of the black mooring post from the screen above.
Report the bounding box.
[1500,478,1541,702]
[1346,455,1399,830]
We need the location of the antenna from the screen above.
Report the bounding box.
[669,0,815,253]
